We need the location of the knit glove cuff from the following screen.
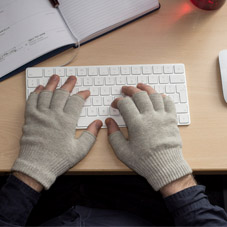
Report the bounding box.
[133,148,192,191]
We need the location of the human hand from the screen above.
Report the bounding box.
[12,75,102,190]
[106,83,192,191]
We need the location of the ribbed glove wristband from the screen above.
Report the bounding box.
[109,92,192,191]
[12,89,96,189]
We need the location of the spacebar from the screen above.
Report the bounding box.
[77,116,125,128]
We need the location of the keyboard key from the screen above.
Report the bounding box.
[170,75,185,83]
[77,117,99,127]
[116,76,126,85]
[127,76,137,85]
[176,84,186,92]
[148,75,158,84]
[166,85,176,94]
[179,114,189,124]
[168,94,180,103]
[93,96,102,106]
[105,77,115,85]
[77,67,87,76]
[90,87,99,96]
[84,77,93,86]
[110,66,120,75]
[94,77,104,86]
[44,68,53,77]
[104,96,113,106]
[89,67,98,76]
[176,104,188,113]
[101,87,110,96]
[27,78,38,87]
[179,90,187,103]
[142,66,152,74]
[132,66,141,75]
[164,65,173,74]
[138,76,148,84]
[155,85,165,93]
[100,67,109,76]
[55,68,65,77]
[66,68,76,76]
[99,107,109,116]
[28,68,43,78]
[88,107,97,116]
[111,86,122,95]
[174,65,184,74]
[121,66,130,75]
[159,75,169,84]
[153,65,162,74]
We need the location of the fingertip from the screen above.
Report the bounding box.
[87,120,103,137]
[111,97,123,109]
[77,90,90,100]
[105,118,120,136]
[34,85,44,94]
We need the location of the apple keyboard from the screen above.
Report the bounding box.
[26,64,191,128]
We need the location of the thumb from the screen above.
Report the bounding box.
[77,120,102,155]
[106,118,128,157]
[86,120,103,137]
[105,118,120,136]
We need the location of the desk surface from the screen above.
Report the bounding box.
[0,0,227,173]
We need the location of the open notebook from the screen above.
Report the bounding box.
[0,0,160,81]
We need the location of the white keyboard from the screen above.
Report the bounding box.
[26,64,191,128]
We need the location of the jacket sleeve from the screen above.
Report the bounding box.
[0,175,40,226]
[164,185,227,226]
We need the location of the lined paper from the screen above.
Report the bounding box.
[58,0,159,43]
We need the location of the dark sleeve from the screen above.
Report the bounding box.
[0,175,40,226]
[164,185,227,226]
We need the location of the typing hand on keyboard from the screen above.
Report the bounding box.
[26,64,191,127]
[12,75,102,189]
[106,84,192,191]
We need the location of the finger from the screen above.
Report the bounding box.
[37,91,53,109]
[34,85,44,94]
[149,93,165,111]
[109,131,129,160]
[105,118,120,136]
[44,74,60,91]
[86,120,103,137]
[60,76,77,93]
[76,90,90,100]
[50,89,70,111]
[163,96,176,113]
[64,94,85,119]
[76,131,96,159]
[132,91,153,113]
[137,83,157,95]
[111,97,124,109]
[116,97,140,125]
[122,86,141,97]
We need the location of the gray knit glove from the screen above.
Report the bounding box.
[12,89,96,189]
[109,91,192,191]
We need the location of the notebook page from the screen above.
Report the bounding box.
[0,0,75,78]
[58,0,159,43]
